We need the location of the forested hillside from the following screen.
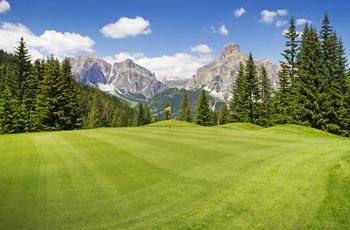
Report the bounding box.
[0,39,138,134]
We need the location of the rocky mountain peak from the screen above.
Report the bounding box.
[187,42,279,101]
[219,43,240,60]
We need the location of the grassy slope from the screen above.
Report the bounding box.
[0,124,349,229]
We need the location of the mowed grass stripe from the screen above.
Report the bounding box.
[0,125,349,229]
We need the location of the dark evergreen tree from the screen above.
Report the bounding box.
[256,65,272,127]
[295,24,326,129]
[137,103,145,126]
[86,91,103,129]
[273,16,300,125]
[36,57,63,131]
[60,58,81,130]
[143,103,152,125]
[11,37,32,102]
[194,89,212,126]
[218,104,230,125]
[319,13,350,135]
[0,87,22,133]
[282,16,299,80]
[245,52,260,124]
[179,89,192,122]
[230,62,250,122]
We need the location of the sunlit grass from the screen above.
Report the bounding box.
[0,124,349,229]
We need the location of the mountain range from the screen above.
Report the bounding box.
[69,43,279,105]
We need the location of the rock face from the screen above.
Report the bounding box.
[70,55,166,99]
[70,43,279,103]
[187,43,279,101]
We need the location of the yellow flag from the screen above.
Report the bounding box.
[164,106,171,112]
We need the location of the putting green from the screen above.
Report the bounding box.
[0,124,349,229]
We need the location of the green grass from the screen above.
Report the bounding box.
[0,124,349,229]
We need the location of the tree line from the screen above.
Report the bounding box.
[0,38,153,134]
[184,13,350,136]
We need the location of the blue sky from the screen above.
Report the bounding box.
[0,0,349,79]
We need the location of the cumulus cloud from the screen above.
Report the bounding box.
[234,7,246,17]
[209,23,229,36]
[104,51,213,79]
[190,44,212,54]
[276,20,288,27]
[0,22,95,60]
[296,18,313,26]
[260,9,288,26]
[219,24,229,35]
[0,0,10,13]
[100,16,151,39]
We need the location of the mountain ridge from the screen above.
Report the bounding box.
[70,42,279,103]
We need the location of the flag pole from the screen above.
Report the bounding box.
[165,106,172,132]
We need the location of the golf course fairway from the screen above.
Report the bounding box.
[0,122,349,229]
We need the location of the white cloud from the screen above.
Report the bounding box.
[296,18,313,26]
[234,7,246,17]
[0,0,10,13]
[260,9,288,25]
[276,20,288,27]
[100,16,151,39]
[190,44,212,54]
[219,24,229,35]
[104,51,213,79]
[277,9,288,16]
[208,24,229,36]
[0,22,95,60]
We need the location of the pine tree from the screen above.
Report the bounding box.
[274,16,300,125]
[0,87,22,133]
[11,37,32,102]
[282,16,299,80]
[194,89,212,126]
[60,58,81,130]
[319,13,349,135]
[36,57,63,131]
[271,63,293,124]
[295,24,326,129]
[218,104,230,125]
[256,65,272,127]
[230,62,250,122]
[245,52,260,124]
[137,103,145,126]
[143,103,152,125]
[179,89,192,122]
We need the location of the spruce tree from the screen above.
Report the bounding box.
[282,16,299,80]
[274,16,300,125]
[60,58,80,130]
[179,89,192,122]
[230,62,250,122]
[194,89,212,126]
[295,24,326,129]
[0,87,22,133]
[245,52,260,124]
[218,104,230,125]
[36,57,63,131]
[137,103,145,126]
[256,65,272,127]
[143,103,152,125]
[11,37,32,102]
[319,13,349,135]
